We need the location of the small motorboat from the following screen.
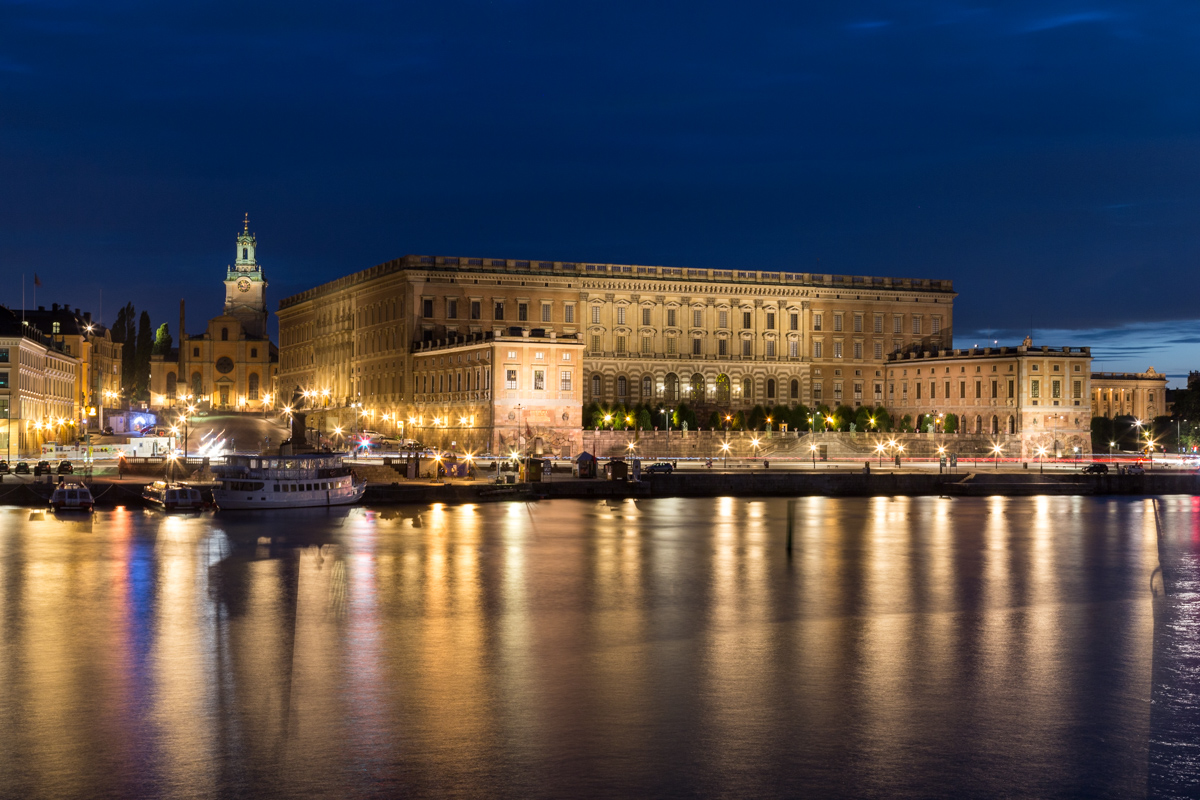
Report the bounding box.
[142,481,205,511]
[50,480,94,513]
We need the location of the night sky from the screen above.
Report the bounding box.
[3,2,1199,382]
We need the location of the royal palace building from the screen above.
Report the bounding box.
[278,254,955,455]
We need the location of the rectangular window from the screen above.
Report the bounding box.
[505,369,517,390]
[533,369,545,391]
[693,309,703,327]
[616,336,626,353]
[744,311,752,328]
[688,338,699,355]
[766,340,776,357]
[560,370,572,391]
[912,316,921,335]
[667,308,677,327]
[959,381,966,398]
[590,335,601,353]
[0,348,8,362]
[916,383,922,399]
[853,315,862,333]
[813,383,823,400]
[1031,379,1040,398]
[564,304,575,323]
[932,317,941,334]
[667,337,677,354]
[643,307,651,326]
[541,304,551,322]
[250,347,257,358]
[833,314,843,332]
[642,336,652,354]
[0,371,7,389]
[976,381,982,399]
[1072,380,1081,399]
[834,341,843,358]
[592,306,601,324]
[448,299,458,319]
[719,310,728,328]
[790,313,799,331]
[853,342,863,359]
[945,381,950,398]
[992,380,998,398]
[874,342,883,359]
[471,301,481,320]
[766,313,775,330]
[193,347,200,357]
[422,298,434,318]
[789,340,799,358]
[814,341,823,358]
[874,316,883,334]
[494,302,505,320]
[718,339,728,356]
[562,352,571,360]
[518,303,528,322]
[813,313,823,331]
[742,339,752,357]
[617,307,626,325]
[1052,379,1061,399]
[894,316,903,334]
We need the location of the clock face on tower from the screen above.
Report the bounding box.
[236,277,251,293]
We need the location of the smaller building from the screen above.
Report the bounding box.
[0,306,81,457]
[884,337,1092,457]
[1090,367,1168,421]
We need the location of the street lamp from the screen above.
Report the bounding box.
[751,436,760,462]
[721,440,731,469]
[1036,445,1047,474]
[876,442,886,468]
[992,443,1003,469]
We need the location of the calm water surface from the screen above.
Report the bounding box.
[0,496,1197,799]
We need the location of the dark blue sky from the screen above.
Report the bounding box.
[3,1,1199,380]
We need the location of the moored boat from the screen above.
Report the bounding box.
[50,480,94,513]
[143,481,205,511]
[212,452,366,510]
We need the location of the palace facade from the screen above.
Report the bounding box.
[278,254,955,454]
[1090,368,1168,421]
[883,338,1093,457]
[0,307,80,456]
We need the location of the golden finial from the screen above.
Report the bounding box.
[243,212,249,234]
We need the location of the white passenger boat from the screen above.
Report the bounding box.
[212,452,366,510]
[142,481,205,511]
[50,480,94,513]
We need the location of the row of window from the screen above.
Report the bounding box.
[892,379,1084,401]
[813,313,941,336]
[423,298,576,324]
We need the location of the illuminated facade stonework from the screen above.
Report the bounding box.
[278,255,953,454]
[1090,368,1168,421]
[884,339,1093,456]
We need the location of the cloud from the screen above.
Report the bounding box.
[1024,11,1115,33]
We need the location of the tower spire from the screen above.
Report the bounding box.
[243,212,249,234]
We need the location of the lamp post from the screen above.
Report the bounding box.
[992,443,1003,470]
[876,442,885,468]
[810,442,818,468]
[661,408,673,460]
[751,436,760,464]
[1036,446,1047,474]
[721,440,730,469]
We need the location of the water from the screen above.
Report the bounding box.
[0,496,1194,799]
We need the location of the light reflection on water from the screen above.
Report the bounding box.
[0,496,1187,799]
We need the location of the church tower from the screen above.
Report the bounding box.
[224,213,269,338]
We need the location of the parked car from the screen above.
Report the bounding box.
[1082,463,1109,474]
[0,460,8,474]
[644,462,675,475]
[33,460,51,476]
[1126,463,1145,475]
[14,461,30,474]
[101,425,114,436]
[57,460,74,474]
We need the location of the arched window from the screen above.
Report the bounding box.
[790,379,799,400]
[975,415,982,434]
[642,375,653,399]
[592,374,602,398]
[742,378,752,404]
[221,327,229,341]
[248,373,259,400]
[1007,415,1015,434]
[690,373,705,403]
[664,373,680,402]
[716,374,730,404]
[617,376,627,398]
[991,415,999,434]
[767,378,776,400]
[242,247,248,260]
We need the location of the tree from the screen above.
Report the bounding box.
[112,302,136,399]
[943,412,959,434]
[899,414,914,433]
[833,405,856,432]
[747,405,766,431]
[873,406,892,432]
[771,405,790,430]
[732,410,746,431]
[152,323,173,356]
[707,410,722,430]
[674,403,696,431]
[134,310,153,400]
[789,404,810,431]
[637,408,653,431]
[854,406,874,432]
